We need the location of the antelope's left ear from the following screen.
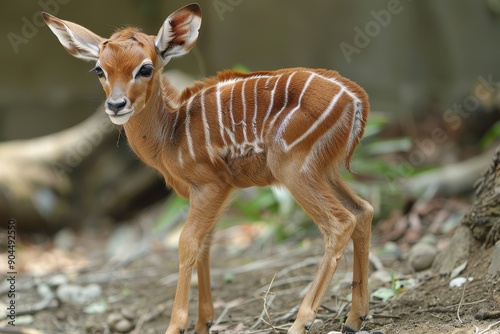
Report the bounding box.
[42,12,104,62]
[154,3,201,64]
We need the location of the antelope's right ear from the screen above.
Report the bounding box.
[154,3,202,64]
[42,12,104,62]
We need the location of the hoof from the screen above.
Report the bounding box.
[194,321,212,334]
[342,325,357,333]
[341,328,384,334]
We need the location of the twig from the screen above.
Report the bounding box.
[255,275,315,295]
[213,298,249,327]
[371,314,401,319]
[417,298,488,313]
[368,251,385,271]
[77,267,159,285]
[475,309,500,320]
[276,257,320,278]
[456,280,467,324]
[0,328,46,334]
[273,305,299,322]
[250,273,278,332]
[475,319,500,334]
[130,311,147,334]
[262,273,278,332]
[15,294,58,316]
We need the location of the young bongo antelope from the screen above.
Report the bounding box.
[43,4,373,334]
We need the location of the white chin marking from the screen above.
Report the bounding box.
[109,112,133,125]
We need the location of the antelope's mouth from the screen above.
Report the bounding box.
[106,108,134,125]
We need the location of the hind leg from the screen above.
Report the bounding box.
[273,166,356,334]
[329,177,373,332]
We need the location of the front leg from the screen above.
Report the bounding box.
[195,238,215,334]
[165,184,232,334]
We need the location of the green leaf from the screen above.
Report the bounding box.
[155,195,189,231]
[371,287,396,302]
[481,120,500,148]
[232,64,251,73]
[364,138,412,155]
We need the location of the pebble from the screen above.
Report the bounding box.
[449,276,473,288]
[56,283,102,306]
[408,242,437,271]
[53,228,76,251]
[488,240,500,275]
[113,318,134,333]
[107,312,122,324]
[121,308,136,320]
[308,319,324,331]
[45,273,68,287]
[107,311,135,333]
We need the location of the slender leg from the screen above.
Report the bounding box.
[165,184,231,334]
[278,172,356,334]
[195,232,215,334]
[330,178,373,332]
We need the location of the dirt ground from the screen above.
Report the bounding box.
[1,199,499,334]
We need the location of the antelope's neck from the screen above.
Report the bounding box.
[123,74,177,168]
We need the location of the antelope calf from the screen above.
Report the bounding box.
[43,4,373,334]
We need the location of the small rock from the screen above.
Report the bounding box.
[450,261,468,279]
[369,270,393,287]
[408,242,437,271]
[488,240,500,275]
[84,300,107,314]
[223,272,235,283]
[14,315,34,325]
[53,228,76,251]
[449,276,473,288]
[106,225,140,258]
[308,319,324,331]
[56,283,102,306]
[113,318,134,333]
[121,308,136,320]
[45,273,68,287]
[432,226,471,273]
[37,283,55,300]
[85,321,103,333]
[107,312,122,325]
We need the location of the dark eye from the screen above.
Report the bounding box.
[92,66,105,78]
[137,64,153,78]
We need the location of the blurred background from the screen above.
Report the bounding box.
[2,1,500,332]
[1,0,500,236]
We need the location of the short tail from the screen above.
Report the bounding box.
[344,97,369,173]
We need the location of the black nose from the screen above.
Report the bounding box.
[107,99,127,114]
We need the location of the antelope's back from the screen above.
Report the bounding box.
[175,68,369,171]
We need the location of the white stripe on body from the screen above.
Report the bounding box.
[260,74,283,140]
[305,71,363,156]
[282,88,345,152]
[275,72,316,147]
[301,101,353,172]
[200,91,216,162]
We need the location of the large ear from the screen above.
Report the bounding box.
[154,3,201,63]
[42,12,104,62]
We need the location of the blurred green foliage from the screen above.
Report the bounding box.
[481,120,500,149]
